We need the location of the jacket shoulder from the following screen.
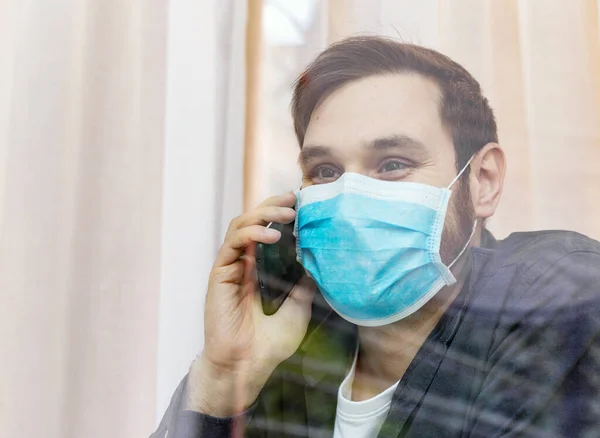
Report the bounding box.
[497,230,600,284]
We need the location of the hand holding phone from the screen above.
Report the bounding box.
[190,192,315,417]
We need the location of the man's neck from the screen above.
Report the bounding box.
[351,255,472,402]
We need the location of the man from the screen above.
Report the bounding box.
[152,36,600,438]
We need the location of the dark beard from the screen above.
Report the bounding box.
[439,178,476,265]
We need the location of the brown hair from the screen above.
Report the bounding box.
[291,36,498,172]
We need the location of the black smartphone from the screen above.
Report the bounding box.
[256,221,305,315]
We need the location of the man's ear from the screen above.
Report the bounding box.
[470,143,506,220]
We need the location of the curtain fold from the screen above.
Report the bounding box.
[244,0,264,211]
[0,1,166,436]
[155,0,247,422]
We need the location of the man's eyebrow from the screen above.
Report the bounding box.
[298,145,332,166]
[366,135,427,153]
[299,135,427,166]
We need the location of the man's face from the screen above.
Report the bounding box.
[299,73,475,264]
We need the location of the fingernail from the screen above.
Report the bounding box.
[264,228,281,239]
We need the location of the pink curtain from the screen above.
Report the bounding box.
[0,1,166,436]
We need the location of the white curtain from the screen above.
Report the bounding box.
[0,0,246,437]
[0,1,166,436]
[156,0,246,424]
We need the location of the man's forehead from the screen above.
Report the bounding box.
[303,73,447,151]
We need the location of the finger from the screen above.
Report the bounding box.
[227,192,296,233]
[210,260,245,285]
[214,225,281,268]
[234,206,295,230]
[241,243,258,291]
[257,191,297,209]
[275,275,316,321]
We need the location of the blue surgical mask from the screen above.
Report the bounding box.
[294,158,476,327]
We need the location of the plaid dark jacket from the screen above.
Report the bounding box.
[152,230,600,438]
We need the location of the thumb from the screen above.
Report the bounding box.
[275,275,316,324]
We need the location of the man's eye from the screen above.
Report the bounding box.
[380,160,408,173]
[319,167,337,178]
[311,165,341,182]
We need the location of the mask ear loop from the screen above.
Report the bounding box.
[448,219,478,269]
[447,155,476,190]
[446,154,478,269]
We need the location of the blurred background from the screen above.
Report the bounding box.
[1,0,599,437]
